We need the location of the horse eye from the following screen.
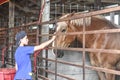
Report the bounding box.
[61,29,66,32]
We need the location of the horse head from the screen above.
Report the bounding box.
[52,13,77,58]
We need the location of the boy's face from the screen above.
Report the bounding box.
[20,36,29,45]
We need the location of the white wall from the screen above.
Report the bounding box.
[43,50,99,80]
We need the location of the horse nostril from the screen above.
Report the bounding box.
[53,49,64,58]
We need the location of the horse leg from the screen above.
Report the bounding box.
[104,65,115,80]
[97,71,106,80]
[89,53,105,80]
[116,61,120,80]
[89,53,106,80]
[105,73,115,80]
[97,70,115,80]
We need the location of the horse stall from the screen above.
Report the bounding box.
[30,1,120,80]
[1,0,120,80]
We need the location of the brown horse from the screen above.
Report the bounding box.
[52,12,120,80]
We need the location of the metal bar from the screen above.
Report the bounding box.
[41,68,76,80]
[49,47,120,54]
[62,4,64,13]
[38,75,50,80]
[55,51,58,80]
[38,28,120,37]
[82,14,86,80]
[85,28,120,34]
[70,3,71,13]
[35,27,40,79]
[77,4,79,12]
[118,12,120,25]
[45,50,48,78]
[36,27,39,45]
[42,58,120,76]
[54,4,58,79]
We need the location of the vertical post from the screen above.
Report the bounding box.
[54,3,58,80]
[9,1,14,30]
[41,0,50,78]
[77,4,79,12]
[94,0,101,10]
[118,12,120,25]
[35,26,40,80]
[55,3,57,19]
[70,3,71,13]
[9,1,14,67]
[62,4,64,14]
[45,48,48,78]
[110,12,115,24]
[82,13,86,80]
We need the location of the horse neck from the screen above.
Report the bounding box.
[76,34,95,48]
[75,16,120,48]
[75,20,106,47]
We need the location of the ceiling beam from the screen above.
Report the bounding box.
[12,1,38,14]
[29,0,40,6]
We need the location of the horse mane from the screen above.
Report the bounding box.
[60,12,118,29]
[70,16,91,26]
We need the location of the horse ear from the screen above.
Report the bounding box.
[67,12,76,30]
[69,11,75,17]
[67,12,75,25]
[66,12,75,25]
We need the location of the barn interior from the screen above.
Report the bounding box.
[0,0,120,80]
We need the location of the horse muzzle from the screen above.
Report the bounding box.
[53,49,64,58]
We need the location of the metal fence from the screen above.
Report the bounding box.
[0,3,120,80]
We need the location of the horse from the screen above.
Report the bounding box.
[52,12,120,80]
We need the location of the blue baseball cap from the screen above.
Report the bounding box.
[15,31,27,46]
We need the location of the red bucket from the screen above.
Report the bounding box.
[0,68,16,80]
